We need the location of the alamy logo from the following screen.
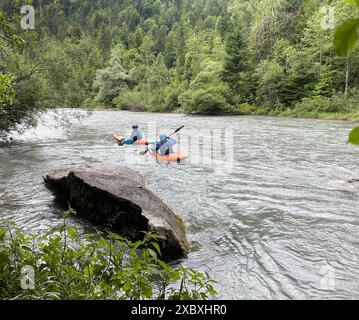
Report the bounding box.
[20,265,35,290]
[20,5,35,30]
[320,264,335,291]
[320,5,335,30]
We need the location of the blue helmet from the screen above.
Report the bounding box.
[159,133,167,141]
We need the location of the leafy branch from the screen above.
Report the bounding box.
[333,0,359,144]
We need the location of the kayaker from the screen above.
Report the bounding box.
[120,125,143,145]
[152,133,177,156]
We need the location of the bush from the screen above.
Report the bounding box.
[179,82,232,115]
[113,91,147,112]
[229,103,257,115]
[0,210,217,300]
[162,82,182,112]
[293,92,359,114]
[82,97,106,109]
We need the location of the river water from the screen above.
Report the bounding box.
[1,110,359,299]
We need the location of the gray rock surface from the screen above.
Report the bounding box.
[44,164,189,260]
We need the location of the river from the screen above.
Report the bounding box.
[1,110,359,299]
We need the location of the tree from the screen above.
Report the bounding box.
[3,0,359,125]
[179,60,232,115]
[0,4,44,140]
[0,74,14,107]
[93,46,134,105]
[221,27,249,100]
[254,60,285,108]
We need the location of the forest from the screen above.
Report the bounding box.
[1,0,359,138]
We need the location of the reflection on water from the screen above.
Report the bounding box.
[1,110,359,299]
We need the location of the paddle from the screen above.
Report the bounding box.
[140,125,184,155]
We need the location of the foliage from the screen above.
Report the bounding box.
[0,212,217,300]
[254,60,285,108]
[334,0,359,56]
[0,1,23,53]
[332,0,359,143]
[35,35,104,108]
[93,46,133,105]
[113,91,147,111]
[0,3,37,139]
[180,81,231,115]
[0,73,14,107]
[293,93,359,114]
[334,18,359,56]
[221,24,250,101]
[348,125,359,144]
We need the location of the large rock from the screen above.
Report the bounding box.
[44,164,189,260]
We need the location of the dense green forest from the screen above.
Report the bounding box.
[1,0,359,138]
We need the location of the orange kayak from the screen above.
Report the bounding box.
[148,150,188,162]
[113,135,149,146]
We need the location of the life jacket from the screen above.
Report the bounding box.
[127,129,142,141]
[156,138,176,156]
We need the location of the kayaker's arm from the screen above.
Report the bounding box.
[163,139,176,147]
[124,130,132,141]
[139,125,184,156]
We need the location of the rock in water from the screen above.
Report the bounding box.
[44,164,189,260]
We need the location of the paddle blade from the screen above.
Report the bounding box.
[168,125,184,137]
[173,125,184,134]
[139,148,149,155]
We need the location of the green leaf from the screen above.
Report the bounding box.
[157,259,169,270]
[44,292,61,300]
[348,126,359,144]
[66,226,78,241]
[151,242,162,256]
[140,281,153,298]
[133,240,143,249]
[207,285,217,296]
[21,245,32,252]
[347,0,359,8]
[334,19,359,57]
[0,228,7,239]
[147,248,157,260]
[123,281,132,292]
[170,271,181,281]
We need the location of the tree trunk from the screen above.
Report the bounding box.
[319,26,324,67]
[345,57,349,96]
[38,0,43,18]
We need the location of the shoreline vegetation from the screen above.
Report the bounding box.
[0,209,217,300]
[82,101,359,122]
[86,103,359,122]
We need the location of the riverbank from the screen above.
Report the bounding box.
[84,89,359,122]
[272,110,359,121]
[237,107,359,121]
[86,105,359,122]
